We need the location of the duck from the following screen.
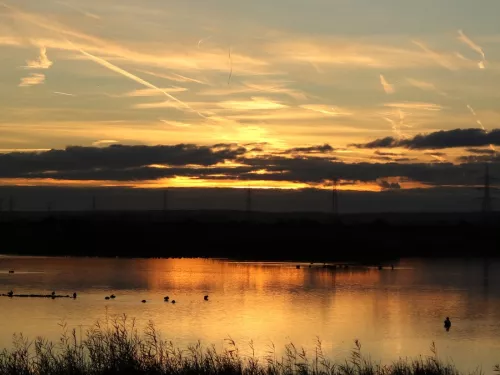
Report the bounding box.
[110,294,116,299]
[141,300,146,303]
[444,317,451,329]
[164,296,169,302]
[204,295,209,301]
[171,300,176,304]
[73,292,77,299]
[105,296,110,300]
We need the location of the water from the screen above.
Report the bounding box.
[0,256,499,372]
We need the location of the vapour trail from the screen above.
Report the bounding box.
[458,30,486,69]
[56,1,100,20]
[197,35,212,48]
[466,104,495,152]
[53,91,75,96]
[379,74,394,94]
[227,46,233,85]
[65,39,207,118]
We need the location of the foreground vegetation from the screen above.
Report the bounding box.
[0,316,494,375]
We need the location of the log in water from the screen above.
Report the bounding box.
[1,294,73,298]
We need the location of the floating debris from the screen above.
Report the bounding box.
[2,294,73,298]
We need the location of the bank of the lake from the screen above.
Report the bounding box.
[1,213,500,260]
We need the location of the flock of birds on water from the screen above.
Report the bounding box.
[4,289,210,304]
[103,294,210,304]
[3,288,453,330]
[5,268,452,330]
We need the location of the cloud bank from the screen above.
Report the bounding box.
[0,143,495,189]
[353,128,500,150]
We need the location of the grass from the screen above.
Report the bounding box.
[0,315,492,375]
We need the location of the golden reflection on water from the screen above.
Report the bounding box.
[0,257,499,371]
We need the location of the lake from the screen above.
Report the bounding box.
[0,256,499,372]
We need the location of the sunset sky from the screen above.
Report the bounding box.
[1,0,500,198]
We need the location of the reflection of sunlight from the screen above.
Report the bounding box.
[139,177,310,190]
[0,176,434,191]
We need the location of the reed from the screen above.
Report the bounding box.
[0,315,489,375]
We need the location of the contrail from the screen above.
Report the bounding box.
[65,39,206,118]
[227,46,233,85]
[197,35,212,48]
[412,40,457,71]
[466,104,484,130]
[383,117,402,138]
[379,74,394,94]
[458,30,486,69]
[53,91,75,96]
[56,1,100,20]
[467,103,495,152]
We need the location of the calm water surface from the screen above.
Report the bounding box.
[0,257,499,372]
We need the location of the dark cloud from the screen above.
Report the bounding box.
[456,155,500,163]
[354,136,396,149]
[394,158,417,162]
[372,156,393,161]
[424,151,447,156]
[281,144,334,154]
[378,180,401,190]
[0,143,497,188]
[0,144,247,178]
[466,148,496,155]
[353,128,500,149]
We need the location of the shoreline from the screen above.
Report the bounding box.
[0,214,499,261]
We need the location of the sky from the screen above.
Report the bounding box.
[1,0,500,210]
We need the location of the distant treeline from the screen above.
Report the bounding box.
[0,212,499,261]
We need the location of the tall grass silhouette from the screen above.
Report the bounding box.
[0,315,490,375]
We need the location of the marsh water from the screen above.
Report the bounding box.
[0,256,499,372]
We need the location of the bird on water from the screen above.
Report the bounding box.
[444,317,451,330]
[204,295,209,301]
